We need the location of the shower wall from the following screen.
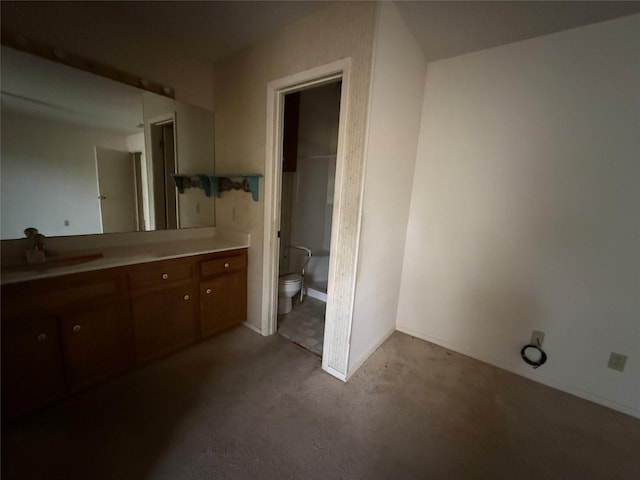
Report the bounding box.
[280,82,340,287]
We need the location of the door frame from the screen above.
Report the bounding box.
[262,58,354,380]
[147,114,178,230]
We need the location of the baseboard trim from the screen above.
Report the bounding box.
[323,364,347,382]
[242,321,263,335]
[345,325,396,381]
[306,287,327,302]
[396,325,639,419]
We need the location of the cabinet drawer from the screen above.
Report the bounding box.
[201,254,247,277]
[128,261,192,291]
[2,274,119,318]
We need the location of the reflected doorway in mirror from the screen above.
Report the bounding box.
[95,147,143,234]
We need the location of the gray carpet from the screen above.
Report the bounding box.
[2,327,639,479]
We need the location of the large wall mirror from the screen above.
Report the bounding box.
[0,45,216,240]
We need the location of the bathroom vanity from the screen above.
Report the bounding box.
[1,238,248,421]
[0,40,252,422]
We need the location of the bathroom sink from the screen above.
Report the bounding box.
[3,253,104,273]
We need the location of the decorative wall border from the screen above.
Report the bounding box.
[1,30,175,98]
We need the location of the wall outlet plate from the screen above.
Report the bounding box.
[608,352,627,372]
[531,330,545,347]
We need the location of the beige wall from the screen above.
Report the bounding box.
[174,102,216,229]
[214,1,377,374]
[0,1,214,109]
[349,1,427,372]
[291,84,341,255]
[397,14,640,417]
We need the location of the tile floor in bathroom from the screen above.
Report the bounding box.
[277,296,326,356]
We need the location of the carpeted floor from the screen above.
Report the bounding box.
[2,327,639,480]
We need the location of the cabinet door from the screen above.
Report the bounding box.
[60,302,129,391]
[1,316,67,420]
[200,271,247,338]
[131,285,197,363]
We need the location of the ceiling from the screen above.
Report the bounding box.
[1,1,639,65]
[93,1,640,63]
[395,1,640,62]
[74,1,330,63]
[2,1,639,133]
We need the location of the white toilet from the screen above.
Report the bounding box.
[278,273,303,314]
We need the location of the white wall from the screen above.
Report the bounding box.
[1,111,128,239]
[290,157,333,255]
[348,2,427,373]
[397,15,640,417]
[289,83,341,260]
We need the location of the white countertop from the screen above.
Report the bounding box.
[1,233,249,285]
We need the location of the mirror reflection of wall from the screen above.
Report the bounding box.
[0,45,216,240]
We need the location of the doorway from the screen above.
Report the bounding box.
[276,82,341,356]
[263,58,355,380]
[95,147,140,233]
[148,119,178,230]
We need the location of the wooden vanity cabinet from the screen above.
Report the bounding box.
[1,314,67,420]
[200,250,247,338]
[58,271,133,392]
[1,247,247,421]
[59,301,131,391]
[0,269,132,418]
[127,258,198,363]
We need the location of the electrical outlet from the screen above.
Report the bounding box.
[608,352,627,372]
[64,219,70,227]
[531,330,545,347]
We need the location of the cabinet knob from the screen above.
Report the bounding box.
[184,294,190,301]
[224,262,230,268]
[162,273,169,280]
[37,333,47,341]
[205,288,212,294]
[72,325,81,332]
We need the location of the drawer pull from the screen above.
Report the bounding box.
[37,333,47,341]
[72,325,81,332]
[224,262,230,268]
[205,288,212,294]
[162,273,169,280]
[184,294,190,301]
